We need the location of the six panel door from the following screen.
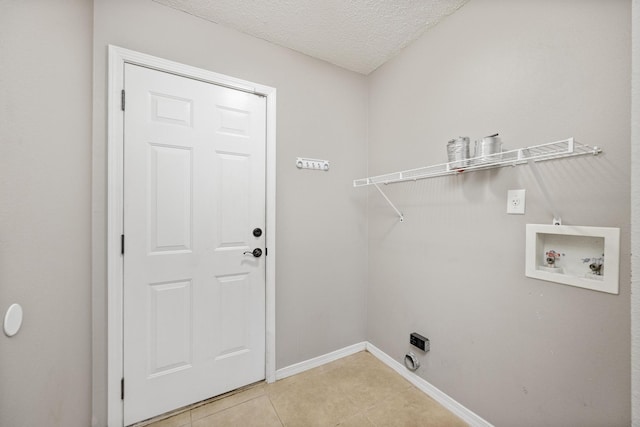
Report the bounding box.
[123,63,267,425]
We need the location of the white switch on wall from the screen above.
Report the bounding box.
[507,189,526,214]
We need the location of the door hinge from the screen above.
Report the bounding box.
[121,378,124,400]
[121,89,125,111]
[121,234,125,255]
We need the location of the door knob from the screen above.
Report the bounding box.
[243,248,262,258]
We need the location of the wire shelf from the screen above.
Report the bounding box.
[353,138,601,187]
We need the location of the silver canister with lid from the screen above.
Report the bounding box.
[474,133,502,163]
[447,137,470,169]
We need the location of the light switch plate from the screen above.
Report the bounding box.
[507,189,526,214]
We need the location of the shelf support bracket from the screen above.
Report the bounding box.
[525,151,562,225]
[373,183,404,222]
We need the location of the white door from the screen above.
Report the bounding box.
[122,63,266,425]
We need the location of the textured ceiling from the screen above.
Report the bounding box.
[153,0,468,74]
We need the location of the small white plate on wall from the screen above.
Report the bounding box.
[4,303,23,337]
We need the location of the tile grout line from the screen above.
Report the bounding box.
[139,382,265,426]
[364,410,378,427]
[266,393,286,427]
[190,389,268,423]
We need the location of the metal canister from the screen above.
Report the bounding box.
[447,137,470,169]
[474,134,502,162]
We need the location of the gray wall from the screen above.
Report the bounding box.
[0,1,93,426]
[1,0,633,426]
[366,0,631,426]
[631,0,639,424]
[91,0,369,424]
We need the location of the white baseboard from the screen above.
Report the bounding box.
[275,342,367,380]
[275,341,492,427]
[365,342,493,427]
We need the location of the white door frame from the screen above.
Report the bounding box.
[106,45,277,426]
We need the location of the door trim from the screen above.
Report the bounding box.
[106,45,277,426]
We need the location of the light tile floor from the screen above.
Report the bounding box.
[141,351,467,427]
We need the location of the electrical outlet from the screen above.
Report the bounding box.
[507,189,526,214]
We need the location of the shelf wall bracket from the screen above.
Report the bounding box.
[524,150,562,225]
[373,182,404,222]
